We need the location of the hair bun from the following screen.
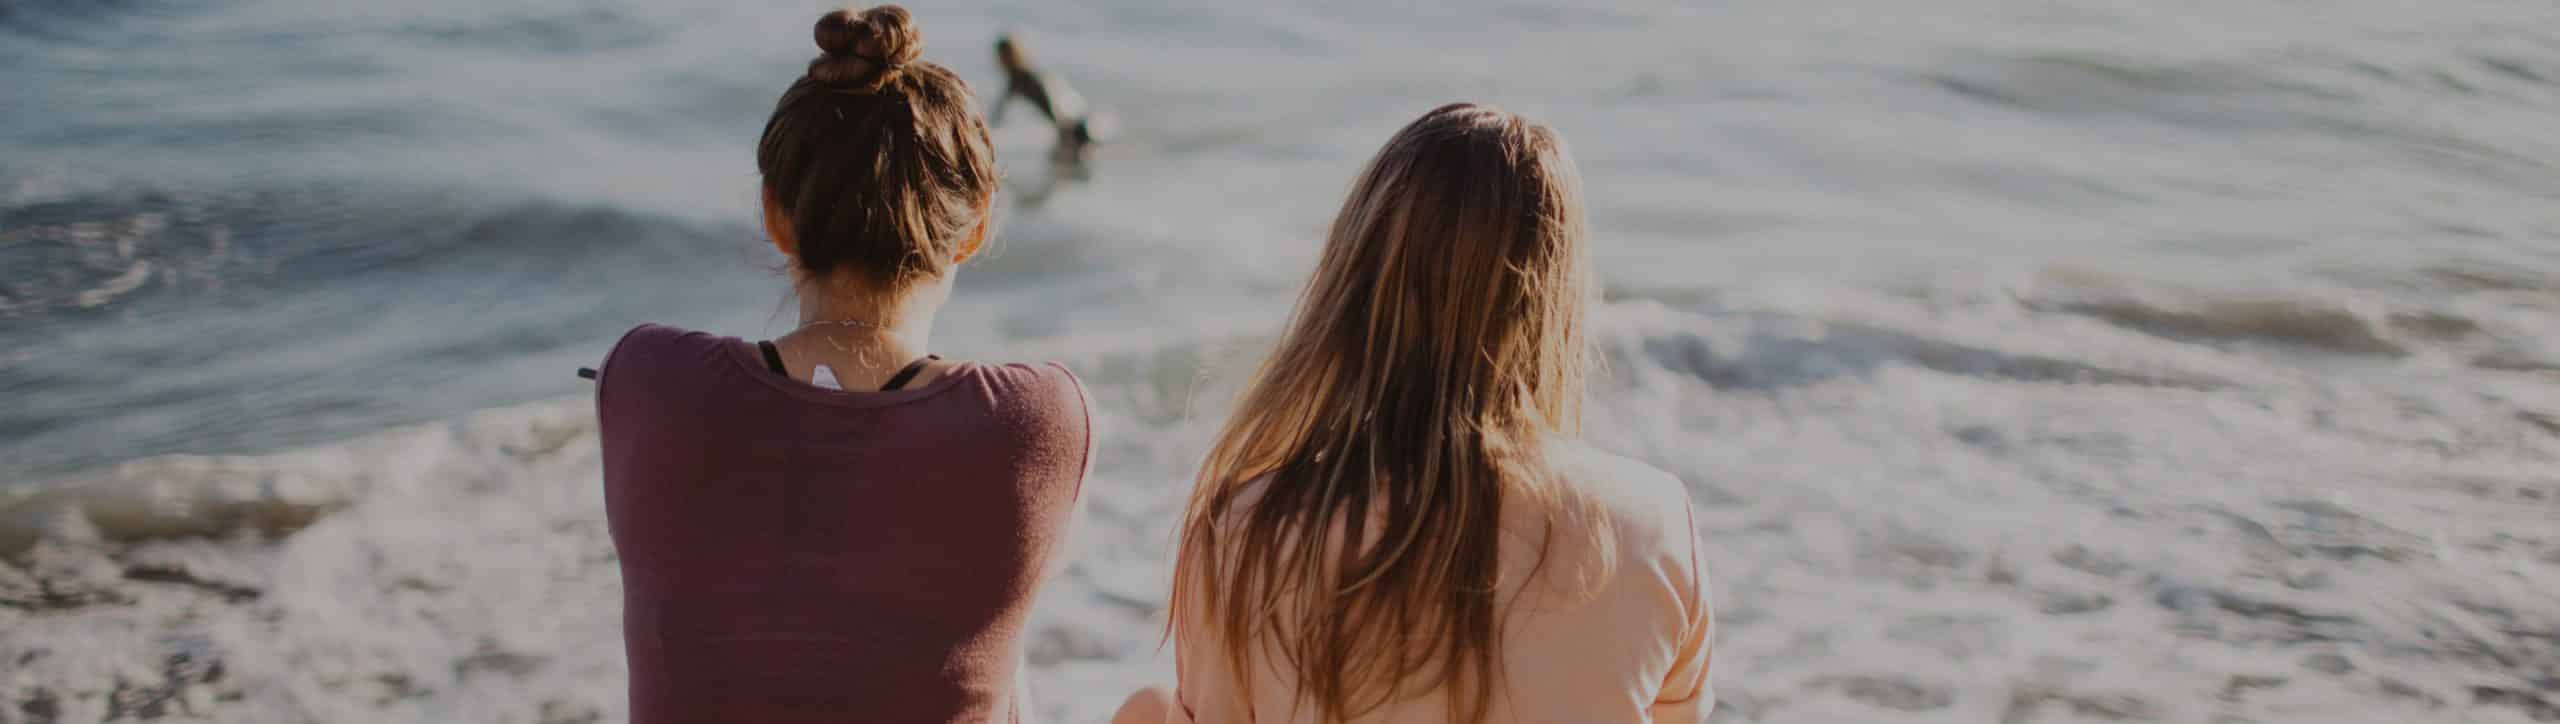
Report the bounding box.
[810,6,923,91]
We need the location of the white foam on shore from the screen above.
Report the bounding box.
[9,0,2560,719]
[6,291,2556,723]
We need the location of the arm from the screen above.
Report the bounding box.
[1165,553,1251,724]
[1166,607,1214,724]
[1650,505,1716,722]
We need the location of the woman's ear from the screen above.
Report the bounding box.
[952,195,993,264]
[762,187,797,259]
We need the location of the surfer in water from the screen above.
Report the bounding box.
[992,34,1101,173]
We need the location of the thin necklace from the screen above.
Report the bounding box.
[792,318,904,354]
[796,318,890,332]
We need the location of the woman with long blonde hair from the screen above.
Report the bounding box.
[1115,103,1713,723]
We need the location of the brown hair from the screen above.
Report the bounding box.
[1170,103,1598,723]
[995,35,1028,74]
[757,5,996,290]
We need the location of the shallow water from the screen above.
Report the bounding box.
[3,0,2558,722]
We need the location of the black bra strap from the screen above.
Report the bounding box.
[764,341,936,392]
[879,355,942,392]
[758,340,787,375]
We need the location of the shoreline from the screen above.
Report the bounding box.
[6,302,2556,723]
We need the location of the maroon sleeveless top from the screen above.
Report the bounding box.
[596,324,1091,724]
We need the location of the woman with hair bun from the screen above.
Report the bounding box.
[595,6,1090,723]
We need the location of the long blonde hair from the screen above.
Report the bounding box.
[1171,103,1596,723]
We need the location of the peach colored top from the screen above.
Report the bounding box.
[1167,443,1714,724]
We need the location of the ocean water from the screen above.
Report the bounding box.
[4,0,2558,721]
